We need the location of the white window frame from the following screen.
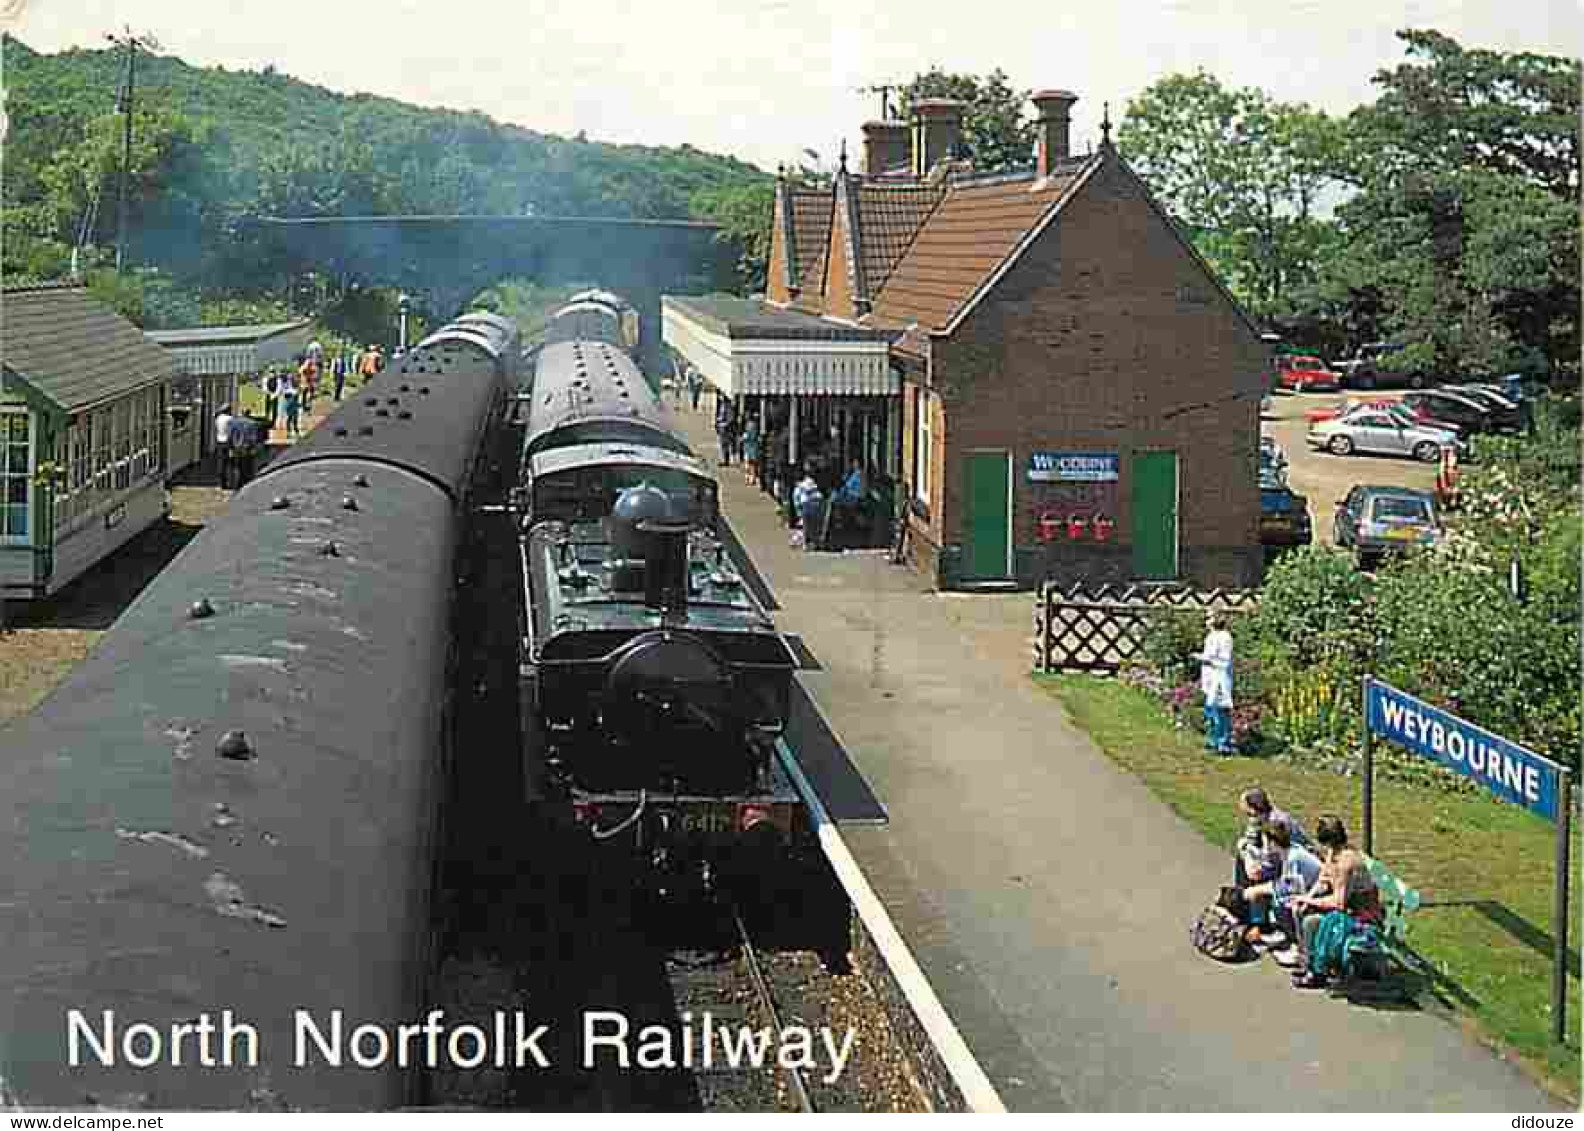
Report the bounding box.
[913,387,933,506]
[0,409,35,547]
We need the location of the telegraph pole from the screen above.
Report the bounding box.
[106,27,160,272]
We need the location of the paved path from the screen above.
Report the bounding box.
[675,400,1557,1112]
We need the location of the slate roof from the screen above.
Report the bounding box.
[2,285,173,413]
[146,320,311,346]
[871,160,1094,332]
[664,295,888,341]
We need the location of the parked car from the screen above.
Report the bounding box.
[1306,409,1463,462]
[1400,389,1498,434]
[1276,354,1343,392]
[1304,396,1402,424]
[1440,385,1524,432]
[1333,486,1442,569]
[1337,341,1425,389]
[1260,466,1312,550]
[1307,400,1465,440]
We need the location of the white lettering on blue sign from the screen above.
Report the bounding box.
[1027,452,1119,483]
[1371,681,1562,821]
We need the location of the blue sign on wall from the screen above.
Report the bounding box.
[1365,678,1565,822]
[1028,452,1119,483]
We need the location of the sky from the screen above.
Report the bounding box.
[4,0,1581,172]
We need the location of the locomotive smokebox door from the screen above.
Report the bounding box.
[602,631,749,793]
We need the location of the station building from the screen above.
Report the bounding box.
[664,91,1268,589]
[1,284,174,599]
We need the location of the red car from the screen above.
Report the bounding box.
[1276,354,1343,392]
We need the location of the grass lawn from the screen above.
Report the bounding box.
[1036,672,1583,1102]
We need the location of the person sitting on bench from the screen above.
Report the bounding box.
[1288,814,1382,989]
[1241,818,1321,967]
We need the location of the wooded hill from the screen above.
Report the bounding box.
[0,36,771,307]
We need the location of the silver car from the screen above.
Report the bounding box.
[1306,409,1462,462]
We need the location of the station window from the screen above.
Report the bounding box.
[0,411,33,545]
[913,388,932,506]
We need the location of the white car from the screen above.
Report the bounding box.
[1306,409,1463,462]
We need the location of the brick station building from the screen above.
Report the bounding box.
[668,90,1268,589]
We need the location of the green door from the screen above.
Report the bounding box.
[1130,451,1178,579]
[965,452,1011,579]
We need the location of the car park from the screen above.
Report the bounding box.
[1276,354,1343,392]
[1332,485,1442,568]
[1306,409,1463,462]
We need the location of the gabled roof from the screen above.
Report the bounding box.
[785,185,834,296]
[2,285,173,414]
[850,180,945,302]
[146,320,311,346]
[870,159,1096,333]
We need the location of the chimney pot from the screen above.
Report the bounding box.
[1031,89,1080,177]
[861,120,910,176]
[909,98,965,177]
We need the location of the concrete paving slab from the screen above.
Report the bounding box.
[676,398,1560,1112]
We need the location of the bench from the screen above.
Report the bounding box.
[1326,855,1423,999]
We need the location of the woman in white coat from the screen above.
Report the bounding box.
[1194,612,1235,754]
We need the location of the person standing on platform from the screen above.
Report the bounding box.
[1193,612,1236,754]
[263,370,280,429]
[298,353,320,414]
[332,351,348,401]
[689,370,703,411]
[741,419,761,485]
[282,376,302,439]
[213,404,235,489]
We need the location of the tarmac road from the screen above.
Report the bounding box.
[1262,390,1438,548]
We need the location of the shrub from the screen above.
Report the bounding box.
[1138,608,1204,683]
[1244,545,1371,668]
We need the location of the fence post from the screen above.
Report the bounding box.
[1554,769,1572,1044]
[1361,675,1375,857]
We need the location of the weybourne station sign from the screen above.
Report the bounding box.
[1365,680,1561,821]
[1362,676,1573,1043]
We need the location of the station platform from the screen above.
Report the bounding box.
[673,397,1557,1111]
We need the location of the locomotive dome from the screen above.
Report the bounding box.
[610,481,682,558]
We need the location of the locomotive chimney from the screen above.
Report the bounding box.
[640,520,692,614]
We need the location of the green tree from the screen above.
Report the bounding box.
[1323,31,1581,378]
[1117,72,1347,320]
[895,67,1036,172]
[690,180,775,294]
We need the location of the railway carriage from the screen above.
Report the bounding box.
[0,312,517,1111]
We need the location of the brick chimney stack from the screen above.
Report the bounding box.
[1031,90,1079,177]
[861,120,910,176]
[910,99,964,177]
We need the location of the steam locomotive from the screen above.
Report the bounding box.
[517,309,805,888]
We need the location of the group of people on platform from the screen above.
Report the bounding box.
[1229,787,1384,989]
[212,343,385,489]
[709,394,874,550]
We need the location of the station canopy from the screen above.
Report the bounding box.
[146,319,315,377]
[662,295,896,398]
